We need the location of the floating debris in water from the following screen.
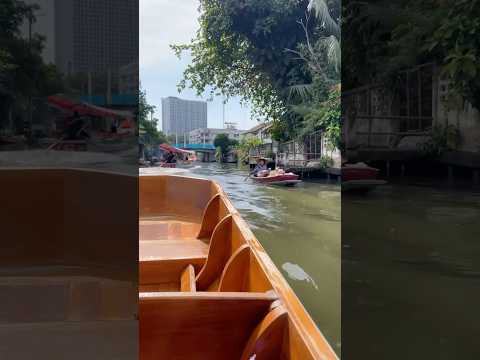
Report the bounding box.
[282,262,319,290]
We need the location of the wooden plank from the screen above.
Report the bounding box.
[240,306,288,360]
[180,265,196,292]
[197,194,221,239]
[218,245,250,292]
[0,320,137,360]
[140,292,277,360]
[140,258,205,285]
[195,216,233,290]
[139,239,208,262]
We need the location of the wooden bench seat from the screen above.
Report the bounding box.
[140,218,202,241]
[139,292,278,360]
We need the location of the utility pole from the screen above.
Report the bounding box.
[222,96,226,129]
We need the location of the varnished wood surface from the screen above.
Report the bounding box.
[180,265,196,292]
[140,258,205,285]
[240,306,288,360]
[1,168,138,282]
[139,174,339,360]
[195,216,233,290]
[0,320,137,360]
[140,292,277,360]
[218,245,251,292]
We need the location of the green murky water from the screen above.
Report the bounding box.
[343,183,480,359]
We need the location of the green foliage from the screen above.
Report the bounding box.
[0,0,65,131]
[235,135,263,161]
[343,0,480,109]
[213,133,237,159]
[296,85,340,150]
[214,133,238,162]
[424,0,480,109]
[139,87,164,145]
[318,155,334,168]
[173,0,342,139]
[419,123,461,158]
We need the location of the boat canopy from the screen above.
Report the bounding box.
[47,95,134,120]
[159,143,190,154]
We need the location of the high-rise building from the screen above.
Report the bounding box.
[56,0,138,75]
[162,97,208,138]
[21,0,138,76]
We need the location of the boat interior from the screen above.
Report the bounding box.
[140,175,337,360]
[0,168,138,359]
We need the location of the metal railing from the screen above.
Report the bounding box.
[355,115,433,148]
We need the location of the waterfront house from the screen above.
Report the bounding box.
[343,63,480,181]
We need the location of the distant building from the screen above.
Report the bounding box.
[242,122,274,144]
[189,128,245,145]
[119,62,139,95]
[162,97,207,138]
[21,0,138,75]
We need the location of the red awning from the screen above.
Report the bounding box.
[159,143,189,154]
[47,95,134,120]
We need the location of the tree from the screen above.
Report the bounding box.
[138,87,164,146]
[213,133,237,161]
[0,0,64,131]
[343,0,480,110]
[235,135,263,162]
[173,0,340,140]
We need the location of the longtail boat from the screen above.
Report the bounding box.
[140,174,337,359]
[342,163,386,192]
[250,172,301,186]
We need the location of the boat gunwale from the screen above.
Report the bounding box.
[140,174,339,359]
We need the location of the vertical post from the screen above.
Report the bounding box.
[88,72,92,101]
[448,165,454,186]
[406,71,410,130]
[107,68,112,105]
[417,69,422,130]
[367,118,372,147]
[473,170,479,186]
[293,140,296,169]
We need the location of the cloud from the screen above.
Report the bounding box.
[140,0,199,69]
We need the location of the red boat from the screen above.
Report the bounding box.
[342,163,386,192]
[251,172,301,186]
[160,163,176,168]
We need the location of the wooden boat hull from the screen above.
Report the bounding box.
[1,168,138,359]
[342,166,379,181]
[160,162,176,168]
[139,175,337,359]
[251,173,301,186]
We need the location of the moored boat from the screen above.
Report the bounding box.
[342,163,386,192]
[250,171,302,186]
[139,175,337,359]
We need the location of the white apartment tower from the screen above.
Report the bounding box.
[162,97,207,139]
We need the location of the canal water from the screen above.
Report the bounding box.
[343,183,480,359]
[182,163,341,353]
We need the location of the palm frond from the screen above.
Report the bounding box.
[308,0,340,40]
[288,83,314,101]
[323,35,341,73]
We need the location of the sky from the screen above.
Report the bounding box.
[139,0,257,131]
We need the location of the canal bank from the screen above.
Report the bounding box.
[183,162,341,354]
